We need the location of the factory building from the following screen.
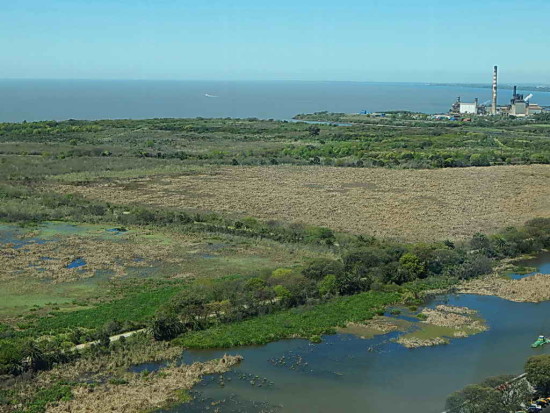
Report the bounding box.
[509,86,527,116]
[450,97,484,116]
[448,66,547,118]
[506,87,545,117]
[459,99,478,114]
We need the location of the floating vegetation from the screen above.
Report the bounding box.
[269,353,309,372]
[180,390,280,412]
[396,305,487,348]
[338,316,412,340]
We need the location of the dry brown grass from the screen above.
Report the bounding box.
[56,164,550,242]
[458,273,550,302]
[47,355,242,413]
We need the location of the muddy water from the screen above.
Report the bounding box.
[157,255,550,413]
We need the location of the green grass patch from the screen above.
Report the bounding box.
[31,284,182,333]
[21,382,73,413]
[400,323,455,341]
[173,291,400,348]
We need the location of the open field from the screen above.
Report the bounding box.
[55,164,550,242]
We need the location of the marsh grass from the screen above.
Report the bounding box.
[58,164,550,242]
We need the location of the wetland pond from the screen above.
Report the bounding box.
[151,255,550,413]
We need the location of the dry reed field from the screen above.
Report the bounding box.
[57,164,550,242]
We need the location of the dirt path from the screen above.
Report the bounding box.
[72,328,147,351]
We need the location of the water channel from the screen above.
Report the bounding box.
[152,254,550,413]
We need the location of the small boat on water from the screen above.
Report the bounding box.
[531,335,550,348]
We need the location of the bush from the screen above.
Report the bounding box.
[318,274,338,296]
[446,384,504,413]
[273,285,292,304]
[397,253,426,282]
[302,259,344,280]
[454,254,493,279]
[525,354,550,393]
[149,313,185,341]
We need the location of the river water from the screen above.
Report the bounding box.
[2,80,550,122]
[148,254,550,413]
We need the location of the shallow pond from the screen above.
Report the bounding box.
[509,251,550,279]
[155,255,550,413]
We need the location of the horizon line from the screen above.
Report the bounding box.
[0,78,549,86]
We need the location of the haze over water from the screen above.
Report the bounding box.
[2,80,550,122]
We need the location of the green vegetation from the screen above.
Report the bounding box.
[0,381,74,413]
[32,283,181,334]
[526,355,550,394]
[446,355,550,413]
[1,115,549,176]
[22,382,73,413]
[173,291,399,348]
[445,375,527,413]
[292,112,550,167]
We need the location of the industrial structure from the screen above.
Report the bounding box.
[491,65,498,115]
[450,97,485,116]
[448,66,547,118]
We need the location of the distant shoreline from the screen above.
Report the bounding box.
[429,82,550,92]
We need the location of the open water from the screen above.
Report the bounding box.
[142,254,550,413]
[2,80,550,122]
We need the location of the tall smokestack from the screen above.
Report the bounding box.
[491,65,498,115]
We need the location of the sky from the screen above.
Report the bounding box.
[1,0,549,83]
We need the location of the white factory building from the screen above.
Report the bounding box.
[459,100,478,114]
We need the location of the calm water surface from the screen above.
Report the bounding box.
[2,80,550,122]
[150,255,550,413]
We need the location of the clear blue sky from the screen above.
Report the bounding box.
[1,0,548,83]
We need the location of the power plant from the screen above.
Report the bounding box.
[448,66,545,118]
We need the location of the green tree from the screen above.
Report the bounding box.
[336,273,369,295]
[97,330,111,348]
[470,232,493,255]
[149,313,185,341]
[307,125,321,136]
[397,253,426,282]
[273,285,292,305]
[445,384,504,413]
[318,274,338,296]
[302,258,344,281]
[525,354,550,393]
[469,153,490,166]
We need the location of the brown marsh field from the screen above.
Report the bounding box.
[55,164,550,242]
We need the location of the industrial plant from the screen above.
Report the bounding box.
[448,66,546,118]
